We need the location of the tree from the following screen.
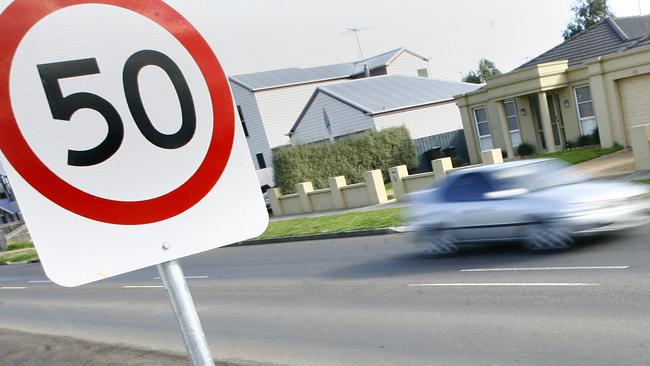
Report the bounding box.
[563,0,613,40]
[462,58,501,83]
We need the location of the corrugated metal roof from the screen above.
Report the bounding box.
[318,75,481,114]
[229,63,354,91]
[517,15,650,69]
[229,48,408,91]
[290,75,481,134]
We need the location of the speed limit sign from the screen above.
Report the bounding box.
[0,0,268,286]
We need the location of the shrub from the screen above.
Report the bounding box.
[591,127,600,145]
[273,127,417,193]
[516,142,535,157]
[451,156,467,167]
[577,134,593,146]
[565,139,577,149]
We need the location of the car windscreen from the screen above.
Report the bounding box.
[488,160,587,192]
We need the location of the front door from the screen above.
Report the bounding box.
[546,93,566,148]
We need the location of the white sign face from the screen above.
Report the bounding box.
[0,0,268,286]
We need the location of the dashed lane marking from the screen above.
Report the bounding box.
[460,266,629,272]
[408,283,600,287]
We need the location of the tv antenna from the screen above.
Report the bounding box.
[342,27,371,60]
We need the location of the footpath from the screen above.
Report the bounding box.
[0,328,265,366]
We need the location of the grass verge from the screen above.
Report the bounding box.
[531,144,623,165]
[0,248,38,265]
[634,179,650,185]
[7,241,34,251]
[259,207,405,240]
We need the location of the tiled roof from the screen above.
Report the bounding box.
[616,15,650,39]
[229,48,418,91]
[517,15,650,69]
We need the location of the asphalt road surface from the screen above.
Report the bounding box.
[1,225,650,366]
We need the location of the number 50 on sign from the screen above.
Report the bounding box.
[0,0,268,286]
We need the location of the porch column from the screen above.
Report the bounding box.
[456,98,482,165]
[496,101,515,158]
[587,60,616,147]
[537,92,558,153]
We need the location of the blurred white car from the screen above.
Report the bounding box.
[408,158,650,255]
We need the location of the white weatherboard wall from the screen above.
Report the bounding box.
[372,101,464,139]
[291,92,374,144]
[386,51,429,76]
[230,82,271,169]
[254,79,348,150]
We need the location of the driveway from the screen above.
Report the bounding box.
[573,148,635,177]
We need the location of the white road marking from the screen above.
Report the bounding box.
[152,275,208,280]
[123,285,164,289]
[408,283,599,287]
[27,280,52,283]
[1,286,26,290]
[460,266,629,272]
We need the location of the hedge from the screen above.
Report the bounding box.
[273,127,417,193]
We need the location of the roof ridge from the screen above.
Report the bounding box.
[353,47,404,65]
[319,74,395,89]
[606,17,629,41]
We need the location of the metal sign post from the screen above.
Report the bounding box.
[158,260,215,366]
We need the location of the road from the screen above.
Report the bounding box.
[1,226,650,365]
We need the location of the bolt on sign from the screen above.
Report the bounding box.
[0,0,268,286]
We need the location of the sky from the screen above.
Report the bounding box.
[206,0,650,81]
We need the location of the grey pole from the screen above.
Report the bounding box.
[157,260,215,366]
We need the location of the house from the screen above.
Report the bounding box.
[0,163,21,224]
[454,15,650,164]
[288,75,481,166]
[228,48,430,186]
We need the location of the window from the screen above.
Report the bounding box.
[0,192,6,200]
[574,86,597,135]
[256,153,266,169]
[417,68,429,78]
[444,173,493,202]
[503,100,522,147]
[472,107,493,151]
[237,105,249,137]
[0,175,14,201]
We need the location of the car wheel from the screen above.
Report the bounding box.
[422,228,458,257]
[522,221,573,251]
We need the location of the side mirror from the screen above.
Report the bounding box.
[483,188,529,199]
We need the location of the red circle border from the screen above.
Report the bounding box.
[0,0,235,225]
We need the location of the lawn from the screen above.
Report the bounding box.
[531,144,623,165]
[0,248,38,265]
[258,207,405,240]
[634,179,650,185]
[7,241,33,251]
